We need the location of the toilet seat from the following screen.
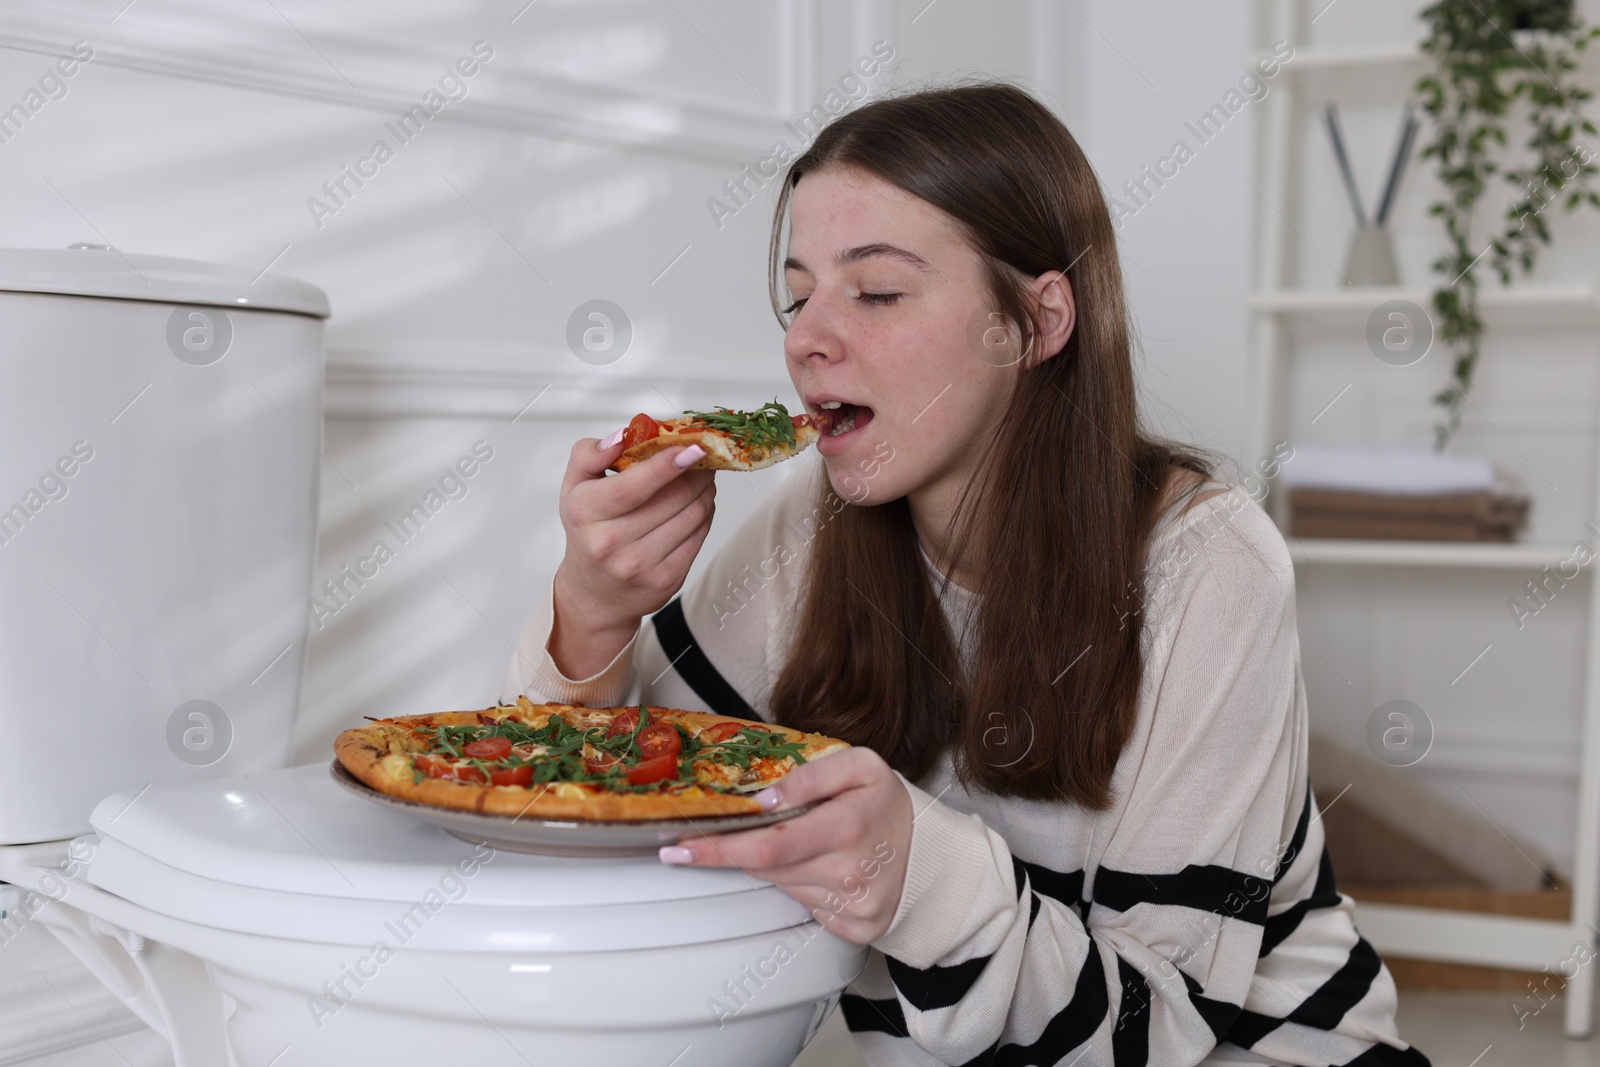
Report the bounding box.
[84,763,814,951]
[6,765,868,1066]
[7,846,864,1067]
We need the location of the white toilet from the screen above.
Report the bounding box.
[0,247,866,1066]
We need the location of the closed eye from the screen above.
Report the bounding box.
[781,292,901,316]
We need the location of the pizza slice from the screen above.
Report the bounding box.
[333,698,849,821]
[609,399,823,472]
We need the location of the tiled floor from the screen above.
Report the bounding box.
[1394,989,1597,1066]
[793,1008,867,1066]
[793,985,1600,1066]
[17,977,1600,1065]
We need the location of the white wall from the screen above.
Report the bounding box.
[1068,0,1260,454]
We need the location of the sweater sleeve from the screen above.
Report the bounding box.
[870,495,1302,1066]
[499,461,826,714]
[498,574,643,708]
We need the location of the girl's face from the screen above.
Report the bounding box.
[783,167,1026,511]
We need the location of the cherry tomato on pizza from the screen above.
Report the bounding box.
[637,722,682,761]
[627,753,678,785]
[607,707,644,738]
[489,764,534,787]
[463,737,512,760]
[620,414,660,451]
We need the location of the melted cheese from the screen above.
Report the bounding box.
[692,754,796,793]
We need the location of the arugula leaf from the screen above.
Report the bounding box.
[681,399,798,451]
[695,727,809,769]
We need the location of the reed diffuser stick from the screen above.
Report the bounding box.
[1323,102,1366,226]
[1376,104,1419,226]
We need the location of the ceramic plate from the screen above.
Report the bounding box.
[328,761,808,857]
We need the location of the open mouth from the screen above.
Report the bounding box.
[815,400,875,439]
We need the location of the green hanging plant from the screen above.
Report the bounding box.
[1416,0,1600,449]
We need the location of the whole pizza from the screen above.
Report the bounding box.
[334,697,849,821]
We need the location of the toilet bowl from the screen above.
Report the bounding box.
[0,249,866,1065]
[2,765,866,1066]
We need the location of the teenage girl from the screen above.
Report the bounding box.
[505,83,1429,1067]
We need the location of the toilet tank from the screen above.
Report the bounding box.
[0,247,329,843]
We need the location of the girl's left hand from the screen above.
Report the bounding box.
[659,746,913,944]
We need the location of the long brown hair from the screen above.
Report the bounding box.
[766,83,1213,808]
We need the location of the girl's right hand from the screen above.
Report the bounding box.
[548,430,717,680]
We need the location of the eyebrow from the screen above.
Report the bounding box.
[783,242,934,274]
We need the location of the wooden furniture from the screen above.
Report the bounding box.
[1249,0,1600,1038]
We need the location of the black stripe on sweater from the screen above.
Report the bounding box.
[1260,846,1342,957]
[987,944,1111,1067]
[1011,854,1029,899]
[650,598,756,718]
[1112,956,1152,1067]
[1019,858,1085,913]
[1094,863,1271,926]
[1225,1006,1283,1048]
[1177,968,1243,1040]
[839,993,908,1038]
[1293,935,1384,1030]
[884,857,1040,1012]
[887,953,994,1013]
[1227,935,1385,1047]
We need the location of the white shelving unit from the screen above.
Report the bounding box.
[1251,1,1600,1039]
[1287,537,1586,569]
[1248,283,1600,330]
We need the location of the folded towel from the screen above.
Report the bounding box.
[1288,487,1529,542]
[1281,447,1497,496]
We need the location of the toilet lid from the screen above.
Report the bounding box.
[84,763,813,952]
[0,247,330,318]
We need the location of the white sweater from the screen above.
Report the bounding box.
[502,462,1430,1067]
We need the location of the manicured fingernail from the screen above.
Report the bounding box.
[659,845,695,865]
[672,445,706,469]
[598,429,624,449]
[752,786,781,812]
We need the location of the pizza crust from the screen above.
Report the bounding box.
[333,700,848,822]
[610,417,822,473]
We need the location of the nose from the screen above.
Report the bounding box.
[783,297,844,369]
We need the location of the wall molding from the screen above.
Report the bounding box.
[1413,733,1580,784]
[324,352,796,420]
[0,4,801,166]
[1315,728,1581,785]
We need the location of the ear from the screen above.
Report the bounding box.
[1027,270,1076,366]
